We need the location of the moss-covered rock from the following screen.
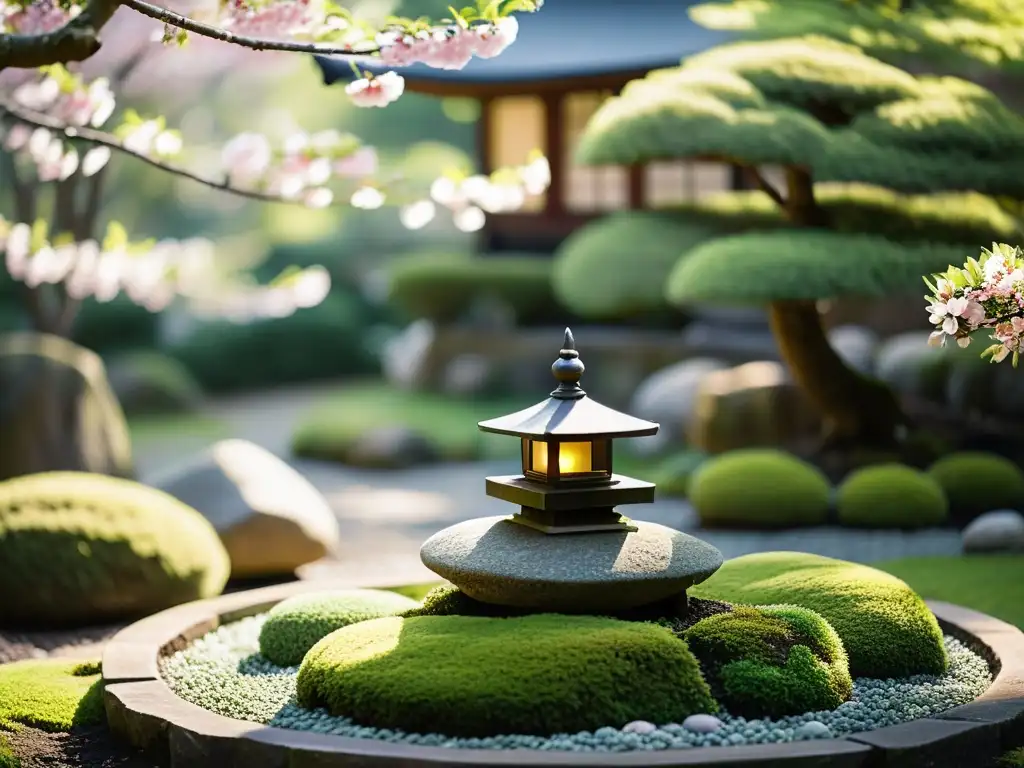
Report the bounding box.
[928,452,1024,523]
[837,464,949,529]
[106,351,204,417]
[684,605,852,718]
[259,589,420,666]
[691,552,947,678]
[0,472,230,627]
[296,614,717,737]
[651,450,709,498]
[688,449,831,529]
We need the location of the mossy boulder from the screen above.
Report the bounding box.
[106,351,204,417]
[651,450,709,498]
[297,614,716,737]
[259,589,420,666]
[691,552,946,678]
[684,605,853,718]
[0,472,230,627]
[837,464,949,529]
[928,452,1024,524]
[688,449,832,529]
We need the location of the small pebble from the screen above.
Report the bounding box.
[160,617,990,754]
[795,721,832,740]
[622,721,657,735]
[682,714,724,733]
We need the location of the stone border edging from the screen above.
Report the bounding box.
[101,584,1024,768]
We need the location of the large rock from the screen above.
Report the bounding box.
[628,358,730,455]
[688,361,822,454]
[420,516,723,613]
[962,510,1024,553]
[151,439,341,578]
[343,426,441,469]
[0,333,133,482]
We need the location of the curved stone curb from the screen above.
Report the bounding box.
[101,586,1024,768]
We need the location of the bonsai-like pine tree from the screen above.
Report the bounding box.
[688,0,1024,75]
[563,36,1024,450]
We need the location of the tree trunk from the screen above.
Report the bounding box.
[765,168,908,449]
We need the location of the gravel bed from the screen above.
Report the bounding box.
[160,615,991,751]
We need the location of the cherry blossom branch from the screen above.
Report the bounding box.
[0,95,349,205]
[120,0,380,55]
[0,0,121,71]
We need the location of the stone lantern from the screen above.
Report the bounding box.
[477,328,659,535]
[420,329,723,614]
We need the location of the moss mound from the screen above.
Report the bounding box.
[650,450,709,499]
[0,472,230,627]
[927,452,1024,523]
[259,589,421,666]
[837,464,949,529]
[691,552,946,678]
[106,350,204,417]
[296,614,717,737]
[688,449,831,528]
[0,658,104,732]
[685,605,853,718]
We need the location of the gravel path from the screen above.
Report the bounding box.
[131,383,964,584]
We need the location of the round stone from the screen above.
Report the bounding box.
[681,714,724,733]
[419,516,723,612]
[622,720,657,735]
[795,721,832,740]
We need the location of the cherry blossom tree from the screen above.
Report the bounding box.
[0,0,550,479]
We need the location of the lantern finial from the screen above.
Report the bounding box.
[551,327,585,399]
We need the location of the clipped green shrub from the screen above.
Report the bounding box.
[0,658,104,732]
[928,452,1024,522]
[837,464,948,529]
[691,552,947,678]
[0,472,230,627]
[685,605,852,718]
[297,614,717,737]
[106,350,204,417]
[259,589,420,666]
[72,296,159,354]
[688,449,831,528]
[651,449,709,498]
[169,292,378,394]
[386,252,559,326]
[552,212,715,319]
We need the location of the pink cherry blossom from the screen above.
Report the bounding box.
[345,71,404,108]
[473,17,519,59]
[332,146,378,178]
[221,132,272,184]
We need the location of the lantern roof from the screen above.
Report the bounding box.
[477,328,659,439]
[314,0,730,92]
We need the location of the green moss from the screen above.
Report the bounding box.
[685,605,852,718]
[385,582,442,602]
[296,614,717,737]
[552,212,717,319]
[688,449,831,528]
[290,383,530,466]
[692,552,947,678]
[0,658,104,732]
[876,555,1024,631]
[837,464,949,529]
[0,472,230,627]
[927,452,1024,522]
[667,231,968,304]
[386,252,558,325]
[259,589,421,666]
[681,36,921,113]
[999,747,1024,767]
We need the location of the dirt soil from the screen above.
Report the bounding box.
[3,726,166,768]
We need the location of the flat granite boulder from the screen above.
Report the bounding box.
[420,516,723,612]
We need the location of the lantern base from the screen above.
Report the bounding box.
[510,505,639,535]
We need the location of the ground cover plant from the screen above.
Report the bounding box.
[0,660,103,732]
[156,554,993,752]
